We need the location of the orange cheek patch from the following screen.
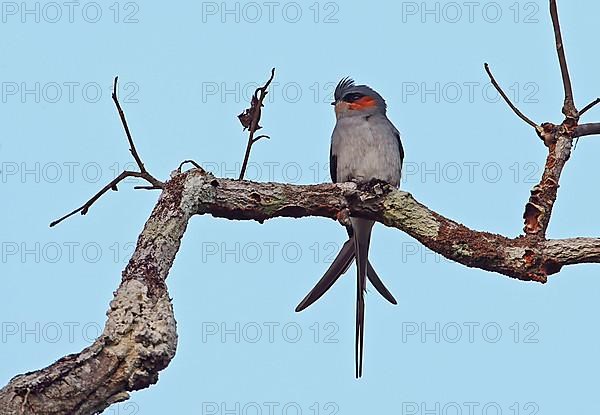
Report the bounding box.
[348,96,377,110]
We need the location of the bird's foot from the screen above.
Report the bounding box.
[357,178,392,195]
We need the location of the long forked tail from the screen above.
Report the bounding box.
[368,262,397,305]
[351,217,373,378]
[295,239,354,312]
[295,239,397,313]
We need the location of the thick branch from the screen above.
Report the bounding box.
[523,122,574,236]
[0,173,188,414]
[544,238,600,265]
[184,170,600,282]
[519,1,600,237]
[574,123,600,138]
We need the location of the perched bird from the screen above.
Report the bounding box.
[295,77,404,378]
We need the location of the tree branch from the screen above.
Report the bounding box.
[0,174,184,413]
[238,68,276,180]
[50,77,164,227]
[549,0,577,119]
[484,63,539,130]
[574,122,600,138]
[522,122,574,236]
[177,159,204,173]
[579,98,600,116]
[184,171,600,282]
[112,76,163,189]
[50,170,146,227]
[522,0,591,237]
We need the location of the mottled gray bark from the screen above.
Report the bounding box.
[0,172,188,414]
[185,170,600,282]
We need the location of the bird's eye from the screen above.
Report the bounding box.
[343,93,365,103]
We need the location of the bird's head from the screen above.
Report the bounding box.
[332,77,387,119]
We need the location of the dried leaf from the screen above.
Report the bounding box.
[237,93,263,131]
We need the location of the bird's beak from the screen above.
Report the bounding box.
[330,101,336,106]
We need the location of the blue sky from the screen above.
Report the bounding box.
[2,1,600,413]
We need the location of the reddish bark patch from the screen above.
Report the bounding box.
[155,172,187,219]
[123,254,165,299]
[523,249,536,266]
[523,203,542,234]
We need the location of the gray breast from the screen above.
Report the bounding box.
[331,114,403,188]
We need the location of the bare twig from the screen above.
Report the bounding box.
[579,98,600,117]
[50,78,164,227]
[134,185,164,190]
[177,159,204,173]
[238,68,276,180]
[252,134,270,144]
[549,0,577,119]
[50,171,145,227]
[112,77,163,189]
[112,77,146,171]
[484,63,539,130]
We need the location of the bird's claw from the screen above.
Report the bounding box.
[356,178,391,195]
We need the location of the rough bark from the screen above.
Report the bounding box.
[0,176,187,414]
[523,122,574,236]
[183,170,600,283]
